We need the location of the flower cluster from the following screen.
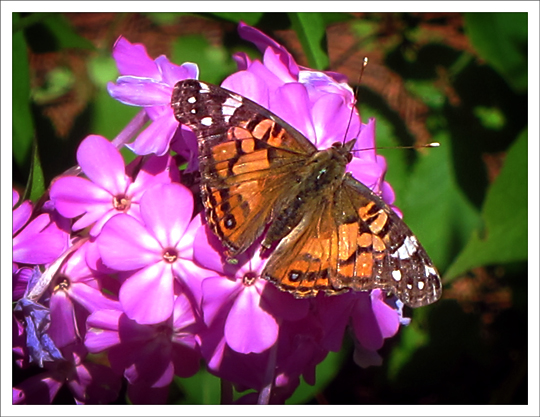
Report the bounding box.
[12,22,409,405]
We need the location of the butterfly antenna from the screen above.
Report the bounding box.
[343,57,368,145]
[354,142,441,152]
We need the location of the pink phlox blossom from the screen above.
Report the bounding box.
[13,189,68,265]
[12,342,121,404]
[107,36,199,162]
[85,291,201,404]
[96,183,206,324]
[225,22,393,202]
[50,135,180,237]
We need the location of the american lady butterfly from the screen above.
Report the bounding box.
[171,79,442,308]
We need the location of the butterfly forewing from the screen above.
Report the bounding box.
[172,79,316,255]
[171,79,442,308]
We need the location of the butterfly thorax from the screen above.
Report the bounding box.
[261,140,355,250]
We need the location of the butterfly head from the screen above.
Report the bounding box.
[331,139,356,163]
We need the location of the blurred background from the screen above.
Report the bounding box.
[12,12,529,405]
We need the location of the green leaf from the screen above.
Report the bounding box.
[143,12,183,25]
[87,55,139,153]
[31,66,75,105]
[12,13,35,169]
[25,142,46,202]
[464,13,527,93]
[172,34,236,84]
[41,13,96,51]
[175,368,221,404]
[445,129,528,279]
[285,350,345,404]
[473,105,506,130]
[386,317,428,380]
[405,80,446,110]
[289,12,329,70]
[400,132,481,272]
[209,12,263,26]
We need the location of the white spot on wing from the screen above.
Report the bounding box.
[199,82,210,93]
[417,281,425,290]
[392,235,418,259]
[187,96,196,104]
[222,96,242,116]
[222,96,243,122]
[201,117,212,126]
[425,265,437,276]
[392,270,402,282]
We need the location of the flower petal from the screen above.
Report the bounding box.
[49,292,77,348]
[270,83,315,141]
[221,69,271,108]
[311,93,360,147]
[351,293,384,351]
[126,111,179,156]
[13,198,32,235]
[77,135,129,195]
[12,372,63,404]
[225,286,278,354]
[139,183,193,248]
[85,309,122,352]
[12,214,67,264]
[112,36,160,79]
[97,214,162,271]
[201,275,240,326]
[50,176,111,219]
[119,262,174,324]
[371,290,400,339]
[156,56,199,86]
[107,77,172,107]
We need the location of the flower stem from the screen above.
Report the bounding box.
[220,379,233,405]
[258,338,279,405]
[112,110,149,149]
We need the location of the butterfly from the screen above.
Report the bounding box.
[171,79,442,308]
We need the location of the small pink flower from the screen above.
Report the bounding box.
[107,36,199,160]
[50,135,179,237]
[85,292,201,404]
[96,183,202,324]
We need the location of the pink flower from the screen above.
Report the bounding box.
[96,183,204,324]
[50,135,179,237]
[107,36,199,160]
[46,242,119,349]
[222,22,393,201]
[13,343,121,404]
[13,189,68,265]
[85,292,201,404]
[193,221,309,355]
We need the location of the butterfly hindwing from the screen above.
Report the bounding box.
[262,194,342,297]
[262,174,441,307]
[334,176,442,307]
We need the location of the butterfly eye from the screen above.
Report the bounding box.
[331,142,342,149]
[346,153,353,163]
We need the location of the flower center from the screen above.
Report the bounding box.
[113,194,131,212]
[155,324,173,339]
[242,271,258,286]
[162,248,178,263]
[53,276,70,293]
